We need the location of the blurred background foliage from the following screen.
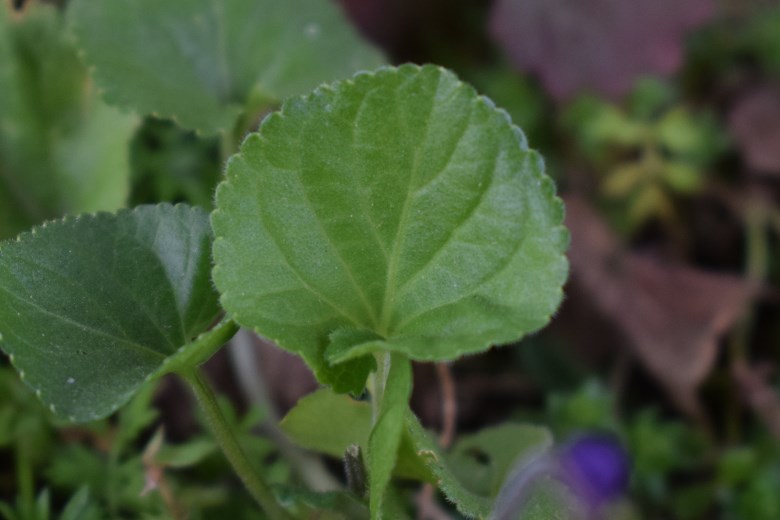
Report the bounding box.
[2,0,780,518]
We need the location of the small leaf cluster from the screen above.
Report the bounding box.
[563,79,727,230]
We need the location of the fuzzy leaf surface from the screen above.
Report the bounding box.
[0,2,137,239]
[0,204,220,422]
[213,64,568,387]
[69,0,384,134]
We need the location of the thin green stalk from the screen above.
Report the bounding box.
[371,352,391,425]
[182,368,294,520]
[15,441,34,518]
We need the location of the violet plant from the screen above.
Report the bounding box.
[0,1,598,518]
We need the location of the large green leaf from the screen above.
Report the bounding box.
[69,0,384,135]
[213,64,568,386]
[0,2,137,240]
[0,204,221,422]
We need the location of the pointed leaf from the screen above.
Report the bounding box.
[212,64,568,388]
[0,204,221,422]
[69,0,384,134]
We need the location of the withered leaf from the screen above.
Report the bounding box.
[565,195,753,414]
[489,0,715,100]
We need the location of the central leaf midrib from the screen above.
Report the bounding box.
[378,72,453,335]
[389,106,480,303]
[392,147,500,307]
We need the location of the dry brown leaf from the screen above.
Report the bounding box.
[489,0,714,100]
[732,362,780,439]
[565,195,753,414]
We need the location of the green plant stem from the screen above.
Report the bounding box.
[166,319,240,373]
[182,368,294,520]
[371,352,391,424]
[15,441,34,517]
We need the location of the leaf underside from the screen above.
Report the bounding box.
[0,204,220,422]
[69,0,384,134]
[213,64,568,388]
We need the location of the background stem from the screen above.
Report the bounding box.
[228,329,341,491]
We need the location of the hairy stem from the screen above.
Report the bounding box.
[182,368,293,520]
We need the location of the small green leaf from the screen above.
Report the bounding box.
[280,388,430,482]
[69,0,384,135]
[281,389,372,458]
[0,2,138,239]
[323,328,379,394]
[448,423,553,497]
[213,64,568,387]
[281,371,417,516]
[0,204,221,422]
[59,487,101,520]
[406,414,492,518]
[155,438,217,469]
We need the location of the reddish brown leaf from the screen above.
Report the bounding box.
[489,0,715,100]
[732,362,780,439]
[565,195,753,414]
[729,85,780,174]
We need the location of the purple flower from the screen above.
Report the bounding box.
[491,433,630,520]
[558,434,631,510]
